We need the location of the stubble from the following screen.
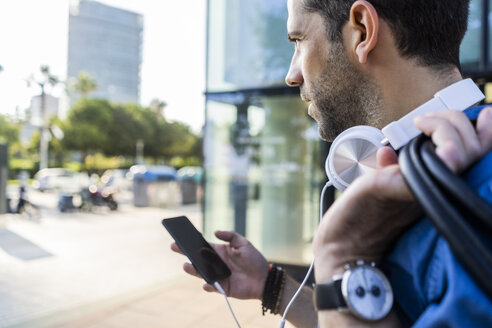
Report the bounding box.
[304,42,384,141]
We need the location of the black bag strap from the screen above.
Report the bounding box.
[399,134,492,299]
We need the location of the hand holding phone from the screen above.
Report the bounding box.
[162,216,231,284]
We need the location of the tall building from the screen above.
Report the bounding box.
[67,0,143,105]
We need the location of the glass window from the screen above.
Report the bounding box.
[461,0,482,69]
[489,0,492,66]
[203,95,324,265]
[207,0,293,92]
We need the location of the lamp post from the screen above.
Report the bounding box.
[136,139,144,164]
[26,65,59,171]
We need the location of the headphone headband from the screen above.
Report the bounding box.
[326,79,485,190]
[382,79,485,150]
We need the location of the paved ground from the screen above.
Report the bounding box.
[0,189,286,328]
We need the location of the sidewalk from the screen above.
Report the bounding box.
[0,196,290,328]
[24,276,285,328]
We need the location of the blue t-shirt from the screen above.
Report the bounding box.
[384,105,492,327]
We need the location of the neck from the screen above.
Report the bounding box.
[377,62,463,125]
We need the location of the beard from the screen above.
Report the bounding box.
[302,42,383,141]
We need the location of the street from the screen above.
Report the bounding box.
[0,189,201,327]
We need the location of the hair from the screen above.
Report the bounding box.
[302,0,470,70]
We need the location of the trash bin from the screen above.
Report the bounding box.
[177,166,203,204]
[133,166,179,207]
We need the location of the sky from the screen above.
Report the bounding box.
[0,0,207,132]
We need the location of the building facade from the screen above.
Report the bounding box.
[67,0,143,105]
[204,0,329,267]
[203,0,492,267]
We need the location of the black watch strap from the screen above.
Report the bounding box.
[314,279,346,310]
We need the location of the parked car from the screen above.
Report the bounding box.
[32,168,90,192]
[100,169,132,192]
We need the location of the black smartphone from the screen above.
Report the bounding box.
[162,216,231,284]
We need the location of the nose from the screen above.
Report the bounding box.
[285,55,303,87]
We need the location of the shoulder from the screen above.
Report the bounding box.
[385,221,492,327]
[464,104,490,120]
[384,121,492,326]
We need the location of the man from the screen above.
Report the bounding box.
[173,0,492,326]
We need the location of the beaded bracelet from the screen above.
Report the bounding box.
[261,264,286,315]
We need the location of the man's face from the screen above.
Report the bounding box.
[285,0,383,141]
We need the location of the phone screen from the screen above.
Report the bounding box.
[162,216,231,284]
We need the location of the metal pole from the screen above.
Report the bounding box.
[0,144,8,214]
[39,84,48,170]
[480,0,489,71]
[136,139,144,164]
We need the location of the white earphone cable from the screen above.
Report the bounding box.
[214,281,242,328]
[279,181,333,328]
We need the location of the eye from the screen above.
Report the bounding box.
[291,38,301,49]
[288,35,302,49]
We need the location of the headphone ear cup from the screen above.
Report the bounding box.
[325,126,385,190]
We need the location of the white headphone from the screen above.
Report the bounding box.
[325,78,485,190]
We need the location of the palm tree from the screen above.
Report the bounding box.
[70,71,98,98]
[149,98,167,117]
[25,65,60,170]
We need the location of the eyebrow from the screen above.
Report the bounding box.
[287,31,303,41]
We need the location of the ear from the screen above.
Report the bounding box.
[348,0,379,64]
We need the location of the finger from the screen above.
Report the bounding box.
[203,283,218,293]
[214,230,246,248]
[170,242,184,255]
[376,146,398,168]
[183,262,201,278]
[374,165,415,203]
[426,110,481,159]
[414,115,466,172]
[476,107,492,155]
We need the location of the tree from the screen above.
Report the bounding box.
[0,114,19,145]
[104,103,151,156]
[62,98,113,156]
[149,98,167,117]
[26,65,60,170]
[61,98,201,163]
[69,71,98,98]
[39,65,59,86]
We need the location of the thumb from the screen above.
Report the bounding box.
[377,146,398,168]
[477,107,492,155]
[215,230,246,248]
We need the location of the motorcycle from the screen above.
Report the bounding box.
[58,185,118,212]
[80,185,118,211]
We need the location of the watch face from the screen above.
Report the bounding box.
[341,265,393,321]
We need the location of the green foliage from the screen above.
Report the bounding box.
[0,114,27,178]
[9,157,37,179]
[84,153,124,171]
[0,114,20,144]
[4,93,201,175]
[61,98,202,163]
[40,65,59,86]
[69,71,98,98]
[64,161,84,172]
[62,99,113,153]
[169,155,202,169]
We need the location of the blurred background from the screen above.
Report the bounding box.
[0,0,491,327]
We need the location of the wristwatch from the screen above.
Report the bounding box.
[314,260,393,322]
